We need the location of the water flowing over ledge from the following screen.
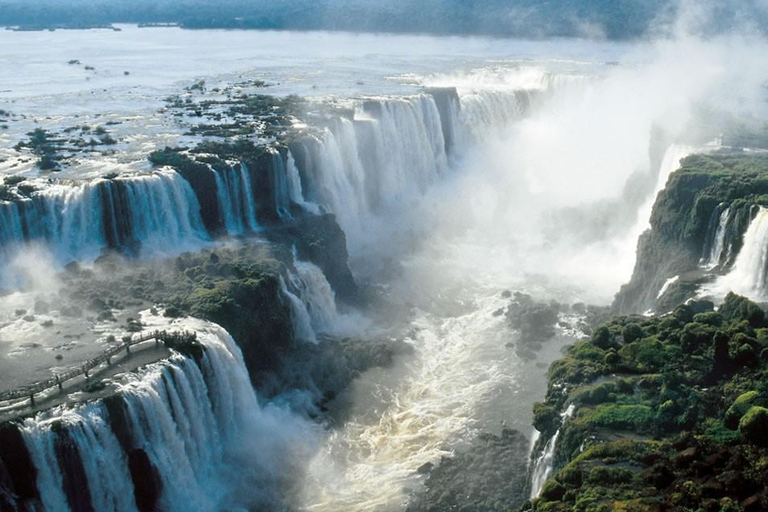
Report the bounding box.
[0,86,544,279]
[10,318,315,512]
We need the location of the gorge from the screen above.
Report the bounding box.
[0,19,768,512]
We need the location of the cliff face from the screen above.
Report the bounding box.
[614,152,768,314]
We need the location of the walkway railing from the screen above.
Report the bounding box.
[0,330,184,405]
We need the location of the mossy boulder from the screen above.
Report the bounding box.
[738,406,768,446]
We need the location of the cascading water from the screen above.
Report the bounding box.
[287,89,537,259]
[15,318,315,512]
[212,163,259,235]
[633,144,696,236]
[529,404,576,500]
[270,150,294,220]
[280,275,318,344]
[701,203,732,269]
[0,170,207,267]
[290,95,449,244]
[285,152,319,215]
[712,206,768,300]
[290,259,338,335]
[455,90,533,149]
[0,88,538,276]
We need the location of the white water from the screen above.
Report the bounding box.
[0,169,207,267]
[702,204,732,269]
[529,404,576,500]
[281,275,320,344]
[657,275,680,299]
[19,318,316,512]
[293,95,448,248]
[711,207,768,300]
[300,291,527,511]
[291,260,339,335]
[286,152,320,215]
[213,163,259,234]
[633,144,696,236]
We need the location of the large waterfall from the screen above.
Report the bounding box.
[13,319,314,512]
[286,89,537,255]
[288,95,449,243]
[0,88,533,273]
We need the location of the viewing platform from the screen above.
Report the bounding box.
[0,329,200,420]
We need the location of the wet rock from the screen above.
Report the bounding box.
[128,449,163,512]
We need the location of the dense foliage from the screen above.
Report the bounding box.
[526,293,768,512]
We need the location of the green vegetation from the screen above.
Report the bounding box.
[525,293,768,511]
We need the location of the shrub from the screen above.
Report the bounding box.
[534,403,560,434]
[621,323,644,344]
[739,406,768,446]
[592,325,616,349]
[586,466,634,485]
[725,391,762,429]
[692,311,723,327]
[719,293,766,327]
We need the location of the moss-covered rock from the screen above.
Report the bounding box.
[738,406,768,446]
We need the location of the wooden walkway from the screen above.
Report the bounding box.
[0,330,185,406]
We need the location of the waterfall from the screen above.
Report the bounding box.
[701,204,732,269]
[212,163,259,235]
[714,207,768,300]
[286,151,320,215]
[286,87,564,254]
[656,275,680,299]
[634,144,695,235]
[117,171,208,250]
[270,151,294,220]
[0,89,535,272]
[290,94,449,242]
[0,170,207,267]
[280,275,318,344]
[15,319,313,512]
[290,259,338,335]
[456,90,532,149]
[22,404,137,511]
[529,404,575,500]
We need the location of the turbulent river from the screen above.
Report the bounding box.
[1,25,765,512]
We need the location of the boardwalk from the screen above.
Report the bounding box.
[0,330,188,405]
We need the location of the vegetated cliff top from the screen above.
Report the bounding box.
[614,150,768,315]
[2,0,759,40]
[526,293,768,512]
